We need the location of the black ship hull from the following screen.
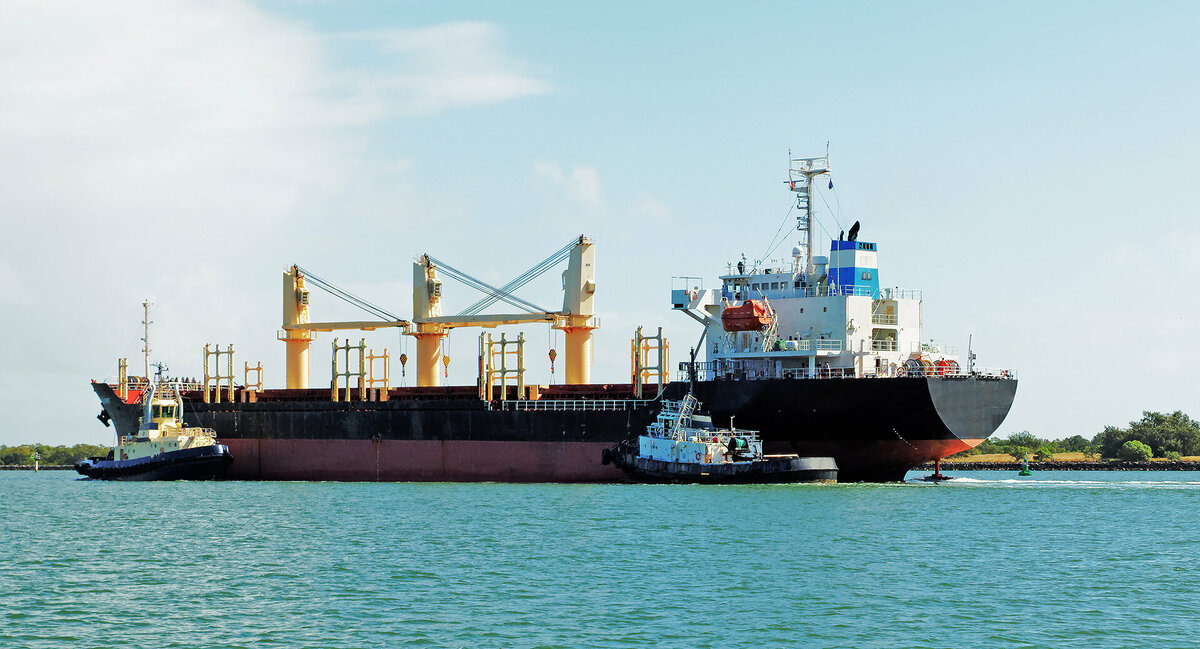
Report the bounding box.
[92,375,1015,482]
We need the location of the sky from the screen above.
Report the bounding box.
[2,0,1198,446]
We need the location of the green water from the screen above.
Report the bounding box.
[2,471,1198,648]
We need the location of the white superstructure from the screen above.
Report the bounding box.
[672,152,963,381]
[637,394,763,465]
[116,371,219,461]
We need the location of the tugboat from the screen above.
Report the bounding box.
[76,366,233,481]
[602,394,837,483]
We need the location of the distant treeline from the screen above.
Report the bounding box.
[960,411,1200,461]
[0,444,109,466]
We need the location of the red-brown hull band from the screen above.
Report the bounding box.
[224,438,626,482]
[221,437,981,483]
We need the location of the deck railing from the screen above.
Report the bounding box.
[719,285,924,301]
[680,360,1016,382]
[496,399,655,412]
[911,342,958,355]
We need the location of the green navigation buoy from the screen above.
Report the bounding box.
[1018,453,1033,476]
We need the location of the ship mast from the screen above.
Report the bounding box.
[788,150,831,277]
[141,300,152,380]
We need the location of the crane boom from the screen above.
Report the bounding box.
[458,238,576,316]
[425,256,550,315]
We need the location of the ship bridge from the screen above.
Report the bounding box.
[669,152,942,381]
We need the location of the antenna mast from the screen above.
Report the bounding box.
[788,151,831,276]
[141,300,152,380]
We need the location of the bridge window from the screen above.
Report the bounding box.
[861,271,872,280]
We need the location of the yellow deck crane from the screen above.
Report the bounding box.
[279,265,410,389]
[412,235,597,386]
[280,235,597,389]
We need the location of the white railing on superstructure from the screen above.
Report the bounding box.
[681,360,1016,382]
[877,288,922,300]
[871,339,899,351]
[871,313,898,325]
[718,285,923,301]
[497,399,655,412]
[911,342,958,355]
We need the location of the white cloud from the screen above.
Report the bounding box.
[534,162,602,208]
[337,22,552,115]
[630,196,672,223]
[0,1,551,444]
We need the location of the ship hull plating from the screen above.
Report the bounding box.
[93,376,1015,482]
[689,376,1016,481]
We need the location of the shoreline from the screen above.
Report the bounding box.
[9,462,1199,473]
[916,460,1200,471]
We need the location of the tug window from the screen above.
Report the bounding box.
[861,271,872,280]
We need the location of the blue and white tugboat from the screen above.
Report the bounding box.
[76,367,232,481]
[603,394,837,483]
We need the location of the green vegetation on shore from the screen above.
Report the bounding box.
[0,444,109,466]
[958,410,1199,461]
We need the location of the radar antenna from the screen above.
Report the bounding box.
[787,151,831,276]
[141,300,153,380]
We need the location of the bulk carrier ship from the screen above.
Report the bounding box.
[91,153,1016,482]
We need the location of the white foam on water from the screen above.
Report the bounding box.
[913,476,1200,489]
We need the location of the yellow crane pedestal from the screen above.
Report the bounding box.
[283,334,311,390]
[413,329,445,388]
[558,317,596,385]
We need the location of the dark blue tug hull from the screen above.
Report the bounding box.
[605,442,839,484]
[75,444,233,481]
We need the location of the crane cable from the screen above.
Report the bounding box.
[295,266,404,323]
[759,203,796,265]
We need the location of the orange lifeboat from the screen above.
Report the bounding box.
[721,300,773,332]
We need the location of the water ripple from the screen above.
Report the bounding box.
[1,471,1198,647]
